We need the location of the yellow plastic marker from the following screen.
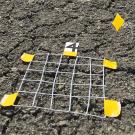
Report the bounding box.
[21,53,35,62]
[63,51,77,57]
[104,99,121,117]
[112,13,124,31]
[0,92,19,107]
[103,59,118,69]
[63,42,79,57]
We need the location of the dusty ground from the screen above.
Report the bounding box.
[0,0,135,134]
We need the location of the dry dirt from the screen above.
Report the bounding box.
[0,0,135,134]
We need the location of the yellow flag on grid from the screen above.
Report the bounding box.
[112,13,124,31]
[104,99,121,117]
[0,92,19,107]
[63,42,79,57]
[103,59,118,69]
[21,53,35,62]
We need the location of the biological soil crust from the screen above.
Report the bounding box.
[0,0,135,134]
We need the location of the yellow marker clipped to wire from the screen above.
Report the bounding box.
[112,13,124,31]
[0,92,19,107]
[104,99,121,117]
[103,59,118,69]
[21,53,35,62]
[63,42,79,57]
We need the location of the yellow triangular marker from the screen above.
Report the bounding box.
[103,59,118,69]
[104,99,121,117]
[0,92,19,107]
[112,13,124,31]
[21,53,35,62]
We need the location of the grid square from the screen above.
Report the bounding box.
[72,85,89,97]
[48,54,61,63]
[52,95,69,111]
[38,82,53,94]
[61,56,76,64]
[35,94,51,108]
[74,74,90,84]
[87,99,104,116]
[59,64,74,72]
[91,75,103,86]
[54,84,70,95]
[55,72,72,84]
[29,61,45,71]
[43,72,56,82]
[25,70,42,80]
[71,97,88,113]
[20,80,39,92]
[34,54,48,61]
[18,92,35,107]
[77,57,90,65]
[91,65,103,74]
[91,86,104,97]
[75,65,90,74]
[45,63,58,72]
[91,59,103,65]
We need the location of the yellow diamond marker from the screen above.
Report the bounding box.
[63,42,79,57]
[21,53,35,62]
[112,13,124,31]
[103,59,118,69]
[104,99,121,117]
[0,92,19,107]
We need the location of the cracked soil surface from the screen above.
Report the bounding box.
[0,0,135,134]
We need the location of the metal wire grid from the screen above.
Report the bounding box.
[14,53,105,118]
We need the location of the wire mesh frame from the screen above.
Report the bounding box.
[15,53,106,118]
